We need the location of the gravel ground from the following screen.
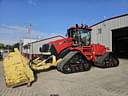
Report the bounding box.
[0,59,128,96]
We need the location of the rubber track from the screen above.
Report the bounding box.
[57,51,78,73]
[95,52,119,68]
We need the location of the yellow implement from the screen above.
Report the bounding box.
[3,48,61,87]
[31,55,62,70]
[3,48,34,87]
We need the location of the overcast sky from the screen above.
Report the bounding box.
[0,0,128,44]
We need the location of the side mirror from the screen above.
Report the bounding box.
[39,47,42,52]
[65,33,68,37]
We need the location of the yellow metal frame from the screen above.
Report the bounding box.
[31,55,62,70]
[3,48,34,87]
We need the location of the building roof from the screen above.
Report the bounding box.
[91,13,128,27]
[23,35,64,46]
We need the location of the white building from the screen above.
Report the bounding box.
[91,14,128,57]
[22,38,37,46]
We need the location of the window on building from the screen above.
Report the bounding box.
[98,28,102,34]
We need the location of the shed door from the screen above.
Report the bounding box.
[112,27,128,58]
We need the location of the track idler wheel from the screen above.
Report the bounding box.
[62,64,72,74]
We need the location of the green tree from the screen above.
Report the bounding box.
[5,44,12,50]
[0,43,5,49]
[12,43,20,49]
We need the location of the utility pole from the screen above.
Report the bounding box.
[28,24,32,61]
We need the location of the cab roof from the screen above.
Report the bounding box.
[68,24,92,31]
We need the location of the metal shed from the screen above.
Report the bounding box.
[91,14,128,57]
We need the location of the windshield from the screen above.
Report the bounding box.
[67,29,91,45]
[79,29,91,45]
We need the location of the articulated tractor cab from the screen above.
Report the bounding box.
[40,24,119,74]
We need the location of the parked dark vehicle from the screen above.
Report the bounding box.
[0,52,3,60]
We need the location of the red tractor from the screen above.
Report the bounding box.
[40,24,119,74]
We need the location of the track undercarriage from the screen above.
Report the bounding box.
[57,51,119,74]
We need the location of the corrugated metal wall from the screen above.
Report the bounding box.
[91,15,128,51]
